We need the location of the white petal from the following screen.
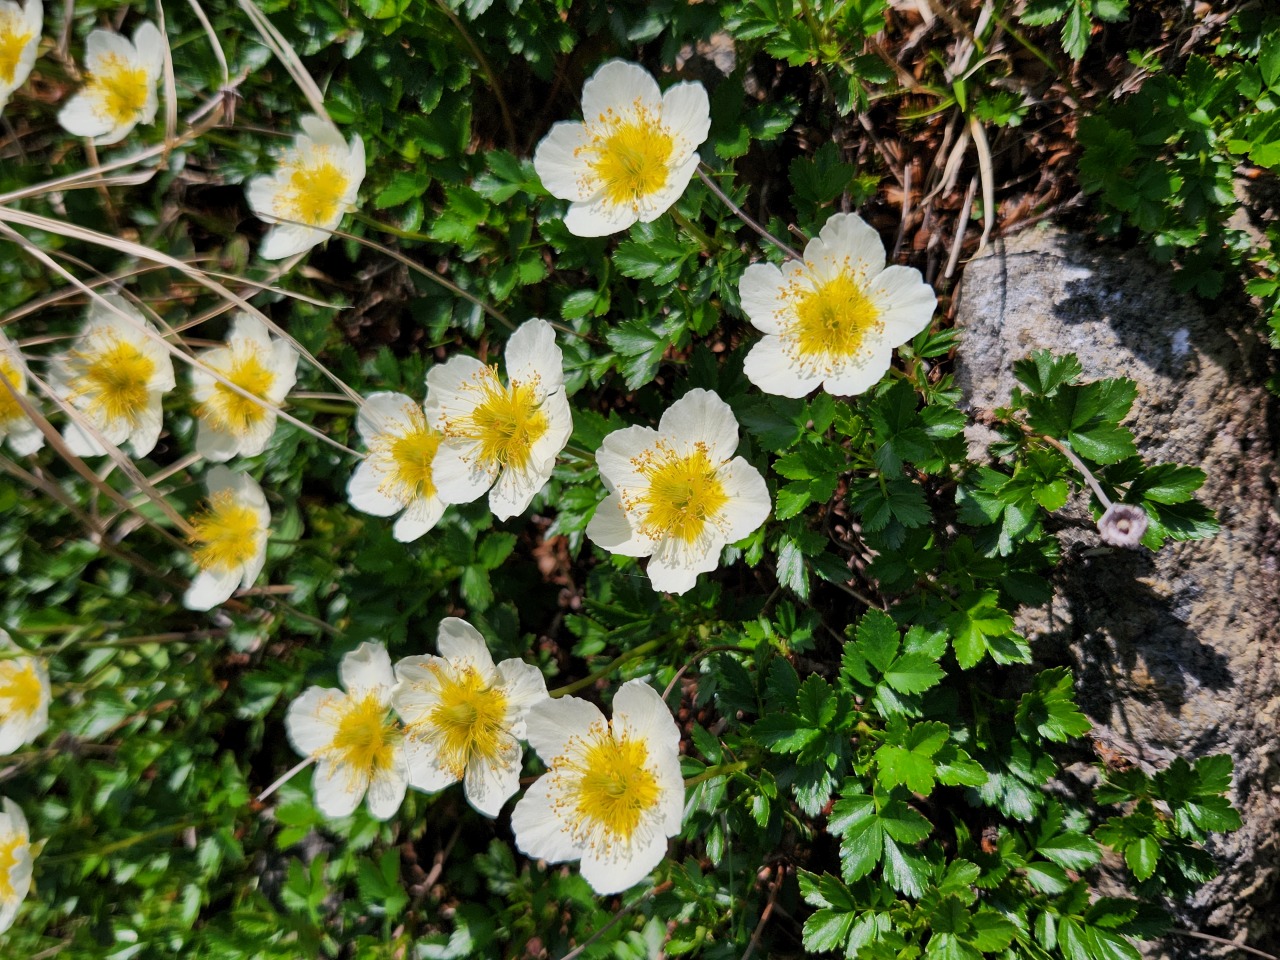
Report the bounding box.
[184,567,240,611]
[813,212,887,281]
[431,441,497,506]
[463,737,522,817]
[611,680,679,757]
[658,388,739,462]
[312,759,365,818]
[523,695,605,764]
[579,833,667,895]
[505,319,563,393]
[62,417,107,457]
[488,460,550,521]
[822,349,894,397]
[563,194,638,237]
[743,335,823,399]
[436,617,495,674]
[401,733,458,793]
[285,686,342,756]
[125,393,165,458]
[340,641,395,695]
[868,265,937,343]
[365,762,408,821]
[717,457,771,542]
[424,355,488,417]
[131,20,165,77]
[594,424,658,491]
[84,28,134,72]
[344,135,366,197]
[58,92,112,138]
[510,775,582,864]
[534,122,593,201]
[357,391,418,442]
[6,421,45,457]
[392,497,443,541]
[347,459,403,517]
[738,262,788,335]
[661,81,711,154]
[268,339,300,401]
[635,152,699,222]
[300,114,348,150]
[245,173,281,219]
[585,493,651,558]
[259,224,326,260]
[581,59,661,124]
[645,548,704,595]
[494,658,550,737]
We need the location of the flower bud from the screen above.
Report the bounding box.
[1097,503,1148,548]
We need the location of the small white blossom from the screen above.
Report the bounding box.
[391,618,547,817]
[0,0,41,114]
[286,642,410,821]
[57,20,164,145]
[47,294,175,459]
[0,797,32,934]
[1098,502,1148,549]
[184,466,270,611]
[0,330,43,456]
[191,313,298,462]
[534,59,710,237]
[511,680,683,896]
[587,388,770,595]
[347,392,446,542]
[0,631,49,756]
[425,318,572,521]
[739,212,936,398]
[246,115,365,260]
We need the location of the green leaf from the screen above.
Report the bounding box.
[1036,832,1103,871]
[1016,667,1091,742]
[857,609,901,674]
[883,651,944,694]
[881,835,930,897]
[1125,836,1159,881]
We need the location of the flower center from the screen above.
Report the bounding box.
[451,370,549,472]
[0,14,33,86]
[201,349,277,435]
[0,355,24,426]
[0,831,23,901]
[418,664,509,779]
[631,442,729,545]
[189,491,261,573]
[88,53,150,126]
[370,405,441,504]
[328,691,398,776]
[71,334,156,427]
[278,153,350,227]
[789,271,882,371]
[563,728,661,844]
[588,107,674,208]
[0,659,42,719]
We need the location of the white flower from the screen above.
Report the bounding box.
[57,20,164,145]
[184,466,270,611]
[346,392,446,542]
[739,212,937,398]
[0,797,32,934]
[48,294,175,459]
[511,680,683,896]
[191,313,298,462]
[285,642,409,821]
[586,388,770,595]
[0,0,41,113]
[1097,502,1148,548]
[246,115,366,260]
[390,617,547,817]
[425,318,572,521]
[0,330,43,456]
[0,631,49,756]
[534,59,710,237]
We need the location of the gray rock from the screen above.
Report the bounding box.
[953,227,1280,957]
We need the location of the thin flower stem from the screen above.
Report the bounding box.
[289,396,357,415]
[349,210,437,245]
[43,820,200,863]
[1167,930,1278,960]
[549,635,674,698]
[670,208,718,253]
[696,164,802,261]
[557,882,673,960]
[1035,432,1112,508]
[432,0,516,148]
[257,756,315,803]
[684,760,749,787]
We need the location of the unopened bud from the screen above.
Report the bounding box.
[1097,503,1148,548]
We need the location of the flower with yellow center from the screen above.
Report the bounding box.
[286,642,412,820]
[0,0,40,113]
[390,617,547,817]
[191,313,299,462]
[587,388,769,595]
[57,20,163,145]
[347,391,447,542]
[426,319,572,521]
[47,294,175,458]
[534,59,710,237]
[740,212,937,398]
[511,680,683,895]
[0,631,49,756]
[183,466,270,611]
[246,115,366,261]
[0,330,43,456]
[0,797,32,934]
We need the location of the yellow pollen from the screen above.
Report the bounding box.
[565,731,661,843]
[88,53,150,126]
[70,333,156,427]
[451,370,548,472]
[371,406,441,503]
[416,664,509,779]
[0,14,33,86]
[0,659,42,719]
[327,692,398,777]
[588,107,674,208]
[0,355,25,426]
[631,442,729,545]
[278,154,350,227]
[0,832,24,901]
[789,271,882,371]
[200,349,277,436]
[189,491,261,573]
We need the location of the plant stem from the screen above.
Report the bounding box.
[695,165,802,261]
[289,396,357,415]
[670,208,718,253]
[549,635,675,698]
[684,760,749,787]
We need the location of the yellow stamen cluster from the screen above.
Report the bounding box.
[189,492,261,573]
[89,53,150,126]
[416,664,509,779]
[0,659,42,719]
[0,15,32,86]
[326,692,399,780]
[200,350,277,435]
[558,726,661,845]
[451,370,549,472]
[629,441,729,545]
[0,832,22,901]
[277,153,350,227]
[586,105,674,208]
[787,270,882,373]
[370,406,441,503]
[70,334,156,427]
[0,355,24,426]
